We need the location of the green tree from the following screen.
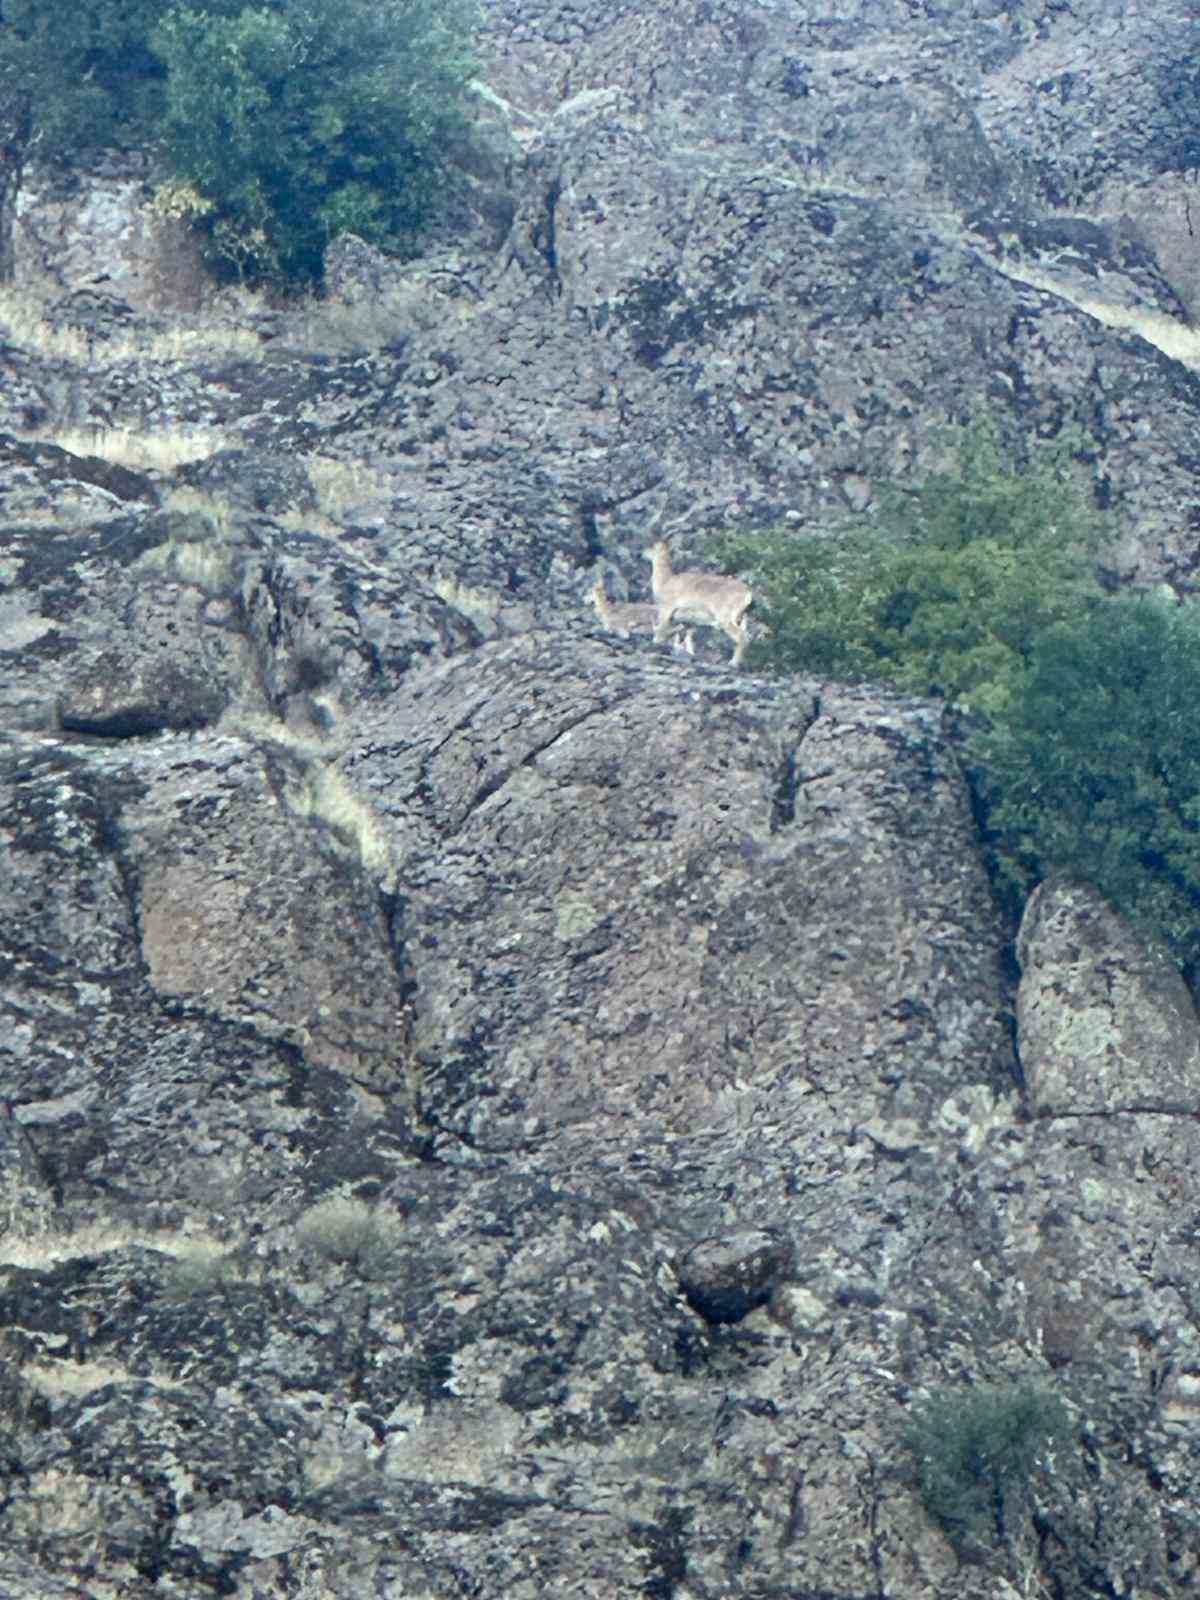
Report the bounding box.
[0,0,191,149]
[152,0,478,282]
[0,0,477,283]
[978,590,1200,976]
[714,416,1098,714]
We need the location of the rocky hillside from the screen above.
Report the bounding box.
[2,0,1200,1595]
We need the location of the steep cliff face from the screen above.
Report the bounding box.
[2,1,1200,1596]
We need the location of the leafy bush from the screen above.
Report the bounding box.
[977,590,1200,976]
[161,1241,244,1299]
[900,1380,1067,1551]
[714,419,1200,978]
[714,417,1098,714]
[153,0,478,282]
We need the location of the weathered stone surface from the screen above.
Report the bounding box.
[11,151,211,310]
[341,645,1012,1153]
[0,509,250,735]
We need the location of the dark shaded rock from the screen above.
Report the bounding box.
[346,645,1012,1152]
[677,1229,794,1323]
[57,647,231,736]
[0,431,158,508]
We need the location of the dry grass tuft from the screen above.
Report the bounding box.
[289,761,396,888]
[0,1213,233,1270]
[219,714,394,883]
[297,1194,405,1278]
[306,454,391,518]
[23,1360,195,1405]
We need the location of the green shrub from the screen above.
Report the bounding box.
[712,418,1200,977]
[160,1241,244,1300]
[713,416,1098,714]
[977,590,1200,976]
[900,1380,1067,1551]
[152,0,478,282]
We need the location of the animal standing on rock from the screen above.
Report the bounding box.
[641,541,753,668]
[587,576,695,655]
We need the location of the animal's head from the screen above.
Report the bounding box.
[642,539,668,563]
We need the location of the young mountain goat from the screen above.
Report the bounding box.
[587,576,694,655]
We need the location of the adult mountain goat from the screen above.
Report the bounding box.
[641,541,753,668]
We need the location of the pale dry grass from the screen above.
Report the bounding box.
[131,485,240,594]
[162,483,235,536]
[23,1358,187,1402]
[288,761,396,887]
[306,454,391,518]
[47,422,228,471]
[0,284,263,363]
[0,1174,235,1269]
[219,713,393,882]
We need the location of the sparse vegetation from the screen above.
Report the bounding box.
[900,1380,1068,1552]
[0,285,263,363]
[297,1195,405,1279]
[304,455,390,520]
[160,1240,244,1299]
[43,423,228,472]
[288,763,396,885]
[0,1204,236,1271]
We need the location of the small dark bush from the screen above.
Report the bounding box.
[900,1380,1068,1551]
